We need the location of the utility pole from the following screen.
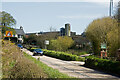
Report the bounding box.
[109,0,113,16]
[118,4,120,49]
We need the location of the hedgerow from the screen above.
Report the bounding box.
[84,56,120,75]
[42,49,85,61]
[2,40,47,78]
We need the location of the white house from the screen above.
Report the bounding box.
[14,26,25,43]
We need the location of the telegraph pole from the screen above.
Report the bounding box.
[109,0,113,16]
[117,2,120,60]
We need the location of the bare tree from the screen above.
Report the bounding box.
[49,26,57,32]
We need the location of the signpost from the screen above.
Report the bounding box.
[5,31,13,41]
[6,31,13,37]
[101,43,107,49]
[101,43,107,58]
[44,40,49,49]
[45,40,49,45]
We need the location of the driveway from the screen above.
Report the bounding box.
[22,48,120,79]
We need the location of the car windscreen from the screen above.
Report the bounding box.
[35,49,42,52]
[18,44,22,46]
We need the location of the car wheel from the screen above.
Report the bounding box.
[33,53,36,56]
[41,54,43,56]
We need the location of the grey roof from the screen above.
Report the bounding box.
[15,29,25,35]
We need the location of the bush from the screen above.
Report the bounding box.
[85,56,120,75]
[48,36,74,51]
[42,49,85,61]
[65,50,88,56]
[2,40,47,78]
[24,46,39,52]
[30,47,39,52]
[10,58,47,78]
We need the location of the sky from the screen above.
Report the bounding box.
[1,0,119,34]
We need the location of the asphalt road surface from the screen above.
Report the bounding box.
[22,48,120,80]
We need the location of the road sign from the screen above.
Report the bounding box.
[45,40,49,45]
[6,31,13,37]
[101,43,107,49]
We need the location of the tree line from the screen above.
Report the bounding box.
[0,11,16,37]
[85,2,120,58]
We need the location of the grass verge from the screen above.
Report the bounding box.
[2,40,47,78]
[23,52,72,78]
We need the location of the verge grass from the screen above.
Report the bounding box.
[2,40,47,78]
[23,52,72,78]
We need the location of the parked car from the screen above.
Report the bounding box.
[17,44,23,49]
[33,49,43,56]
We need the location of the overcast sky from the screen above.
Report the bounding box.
[1,0,119,34]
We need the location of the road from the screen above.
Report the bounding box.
[22,48,120,79]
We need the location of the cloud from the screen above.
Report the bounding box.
[1,0,119,2]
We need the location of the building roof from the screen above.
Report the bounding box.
[15,29,25,35]
[26,33,36,35]
[72,35,89,44]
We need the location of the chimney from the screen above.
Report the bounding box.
[20,26,23,29]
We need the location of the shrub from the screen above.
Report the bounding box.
[66,50,88,56]
[42,49,85,61]
[85,56,120,75]
[10,58,47,78]
[30,47,39,52]
[2,40,47,78]
[48,36,74,51]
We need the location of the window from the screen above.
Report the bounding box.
[18,35,21,38]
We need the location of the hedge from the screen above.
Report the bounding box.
[42,49,85,61]
[29,47,39,52]
[84,56,120,75]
